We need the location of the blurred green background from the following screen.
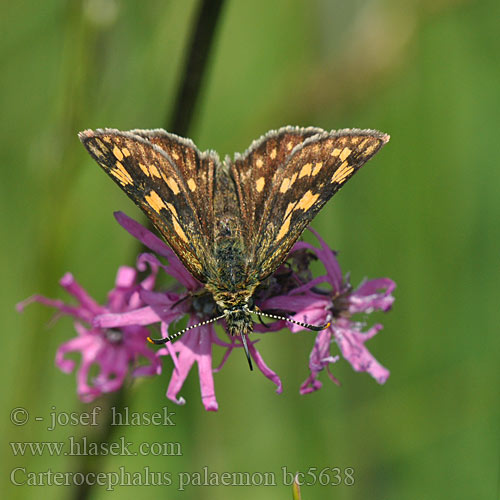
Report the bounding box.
[2,0,498,498]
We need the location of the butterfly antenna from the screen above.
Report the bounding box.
[240,332,253,371]
[147,313,226,345]
[253,310,330,332]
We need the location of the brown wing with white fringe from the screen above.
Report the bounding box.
[230,128,390,281]
[79,128,220,283]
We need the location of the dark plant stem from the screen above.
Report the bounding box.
[73,2,226,499]
[73,390,126,500]
[167,0,226,135]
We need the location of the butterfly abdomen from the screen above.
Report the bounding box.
[209,236,259,312]
[206,240,258,310]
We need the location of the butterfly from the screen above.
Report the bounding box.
[79,126,389,369]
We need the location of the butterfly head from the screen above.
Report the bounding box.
[211,287,256,328]
[221,304,254,336]
[218,297,255,370]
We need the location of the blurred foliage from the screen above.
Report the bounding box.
[2,0,498,499]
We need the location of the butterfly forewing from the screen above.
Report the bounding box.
[130,128,217,237]
[78,129,218,283]
[230,126,324,248]
[244,129,390,280]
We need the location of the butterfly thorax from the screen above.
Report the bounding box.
[211,223,250,290]
[202,162,260,332]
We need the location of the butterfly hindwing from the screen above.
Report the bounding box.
[78,129,219,283]
[236,129,390,280]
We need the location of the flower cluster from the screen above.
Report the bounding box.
[18,212,395,410]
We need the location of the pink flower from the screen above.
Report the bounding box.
[261,229,396,394]
[19,212,396,410]
[17,265,161,402]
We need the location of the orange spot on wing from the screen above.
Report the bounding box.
[165,202,178,218]
[113,145,124,161]
[149,164,161,178]
[276,218,291,241]
[331,161,354,184]
[284,202,295,219]
[311,161,323,176]
[111,162,133,185]
[173,220,188,242]
[362,143,377,156]
[297,190,320,211]
[87,142,103,158]
[139,163,150,176]
[145,190,166,212]
[280,177,291,193]
[299,163,312,178]
[358,138,370,149]
[340,147,352,162]
[166,177,180,194]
